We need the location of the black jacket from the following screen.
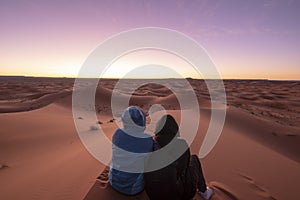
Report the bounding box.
[145,138,190,200]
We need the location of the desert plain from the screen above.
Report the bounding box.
[0,76,299,200]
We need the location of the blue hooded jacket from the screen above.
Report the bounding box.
[109,106,153,195]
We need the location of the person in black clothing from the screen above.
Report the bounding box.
[145,114,213,200]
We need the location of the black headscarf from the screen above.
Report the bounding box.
[155,114,180,147]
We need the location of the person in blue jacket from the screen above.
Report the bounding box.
[109,106,153,195]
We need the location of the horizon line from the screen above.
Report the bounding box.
[0,75,299,81]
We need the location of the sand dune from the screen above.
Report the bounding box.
[0,77,299,200]
[0,77,73,113]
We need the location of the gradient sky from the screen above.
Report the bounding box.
[0,0,299,79]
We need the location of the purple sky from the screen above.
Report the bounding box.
[0,0,299,79]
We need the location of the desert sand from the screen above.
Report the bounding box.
[0,76,299,200]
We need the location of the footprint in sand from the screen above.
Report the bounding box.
[107,119,115,123]
[96,166,110,189]
[0,164,8,170]
[238,173,277,200]
[90,125,99,131]
[285,133,297,137]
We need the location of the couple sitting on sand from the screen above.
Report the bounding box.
[109,106,213,200]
